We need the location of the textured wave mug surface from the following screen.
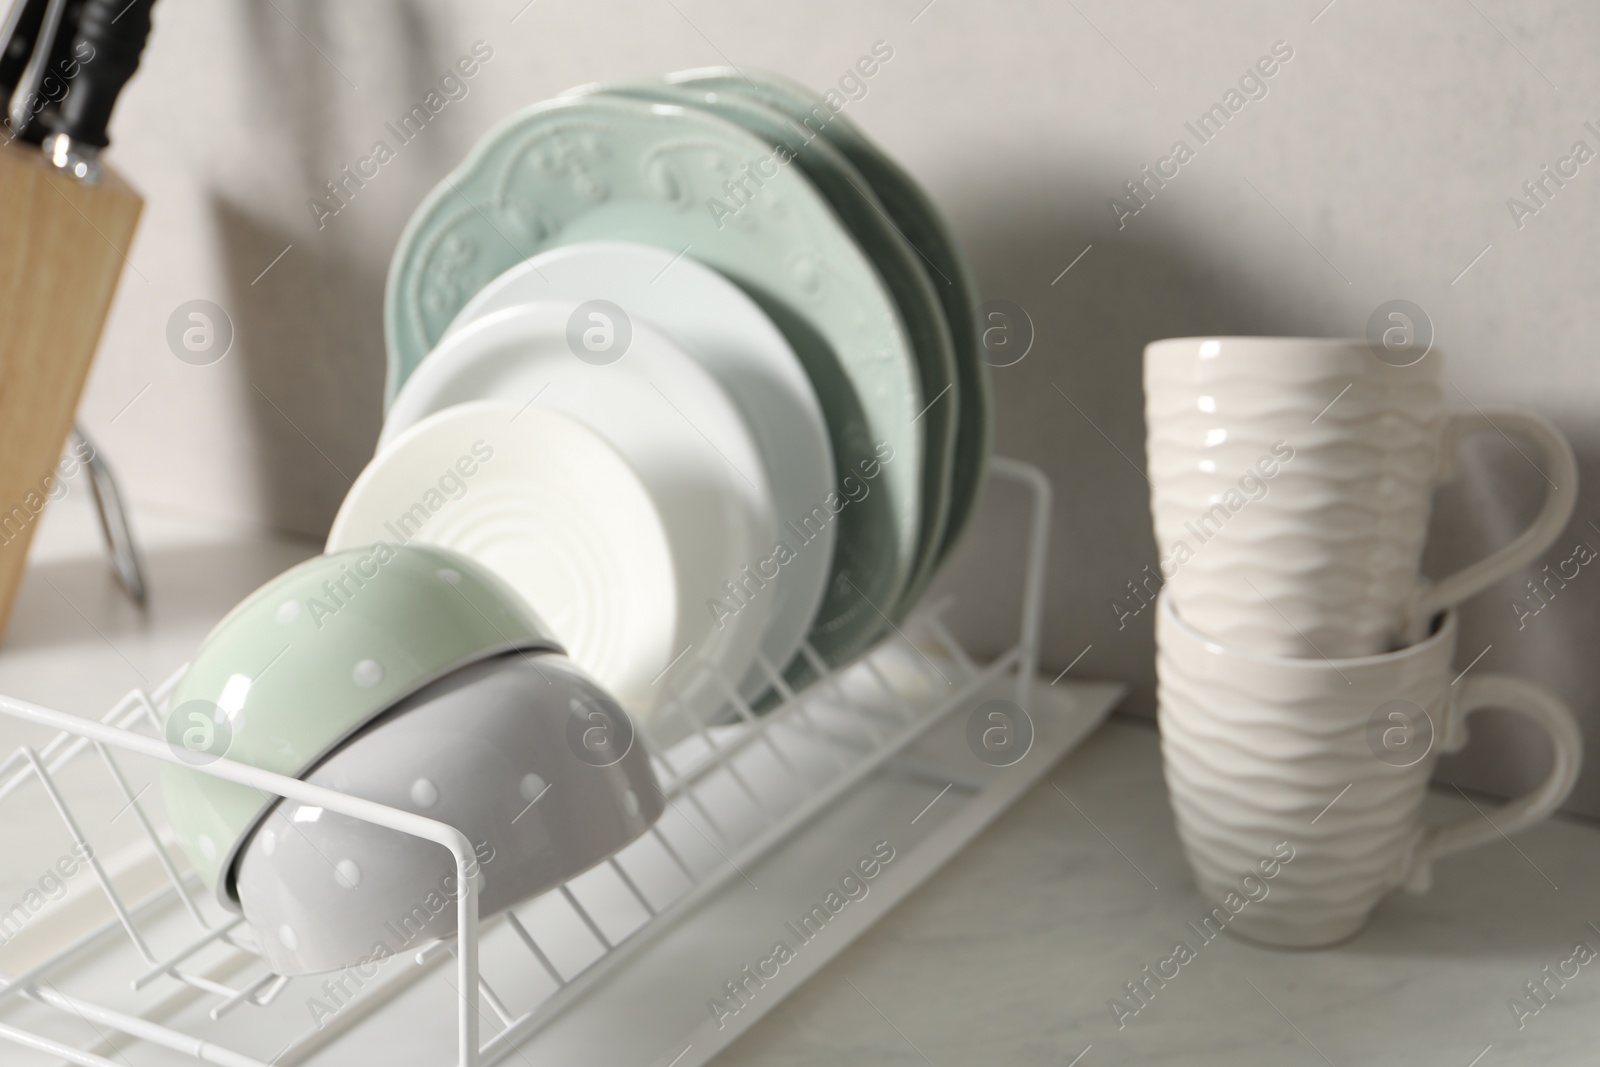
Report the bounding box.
[1144,336,1577,657]
[1155,591,1582,947]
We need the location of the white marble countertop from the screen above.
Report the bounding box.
[3,495,1596,1066]
[716,718,1600,1067]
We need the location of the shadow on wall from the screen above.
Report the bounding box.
[210,0,438,539]
[928,161,1342,721]
[212,197,382,538]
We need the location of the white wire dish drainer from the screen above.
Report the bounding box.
[0,457,1122,1067]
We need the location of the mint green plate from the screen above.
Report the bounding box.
[670,69,992,571]
[385,93,922,669]
[585,82,956,623]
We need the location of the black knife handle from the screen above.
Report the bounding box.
[47,0,154,148]
[0,0,53,100]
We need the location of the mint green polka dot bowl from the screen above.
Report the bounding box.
[159,543,562,909]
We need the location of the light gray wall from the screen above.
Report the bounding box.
[62,0,1600,814]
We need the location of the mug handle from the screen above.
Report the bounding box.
[1400,673,1583,892]
[1404,410,1578,644]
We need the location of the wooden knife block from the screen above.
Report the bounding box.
[0,140,142,636]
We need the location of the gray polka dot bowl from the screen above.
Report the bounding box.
[159,544,563,913]
[235,651,664,975]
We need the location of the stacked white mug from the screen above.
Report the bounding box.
[1143,336,1583,946]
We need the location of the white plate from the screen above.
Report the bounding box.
[329,400,679,719]
[375,304,777,727]
[439,241,834,694]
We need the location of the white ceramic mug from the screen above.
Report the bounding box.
[1155,591,1582,947]
[1144,337,1577,657]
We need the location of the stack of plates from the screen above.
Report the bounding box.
[334,69,991,736]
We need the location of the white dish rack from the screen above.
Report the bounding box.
[0,458,1122,1066]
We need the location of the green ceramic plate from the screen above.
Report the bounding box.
[385,93,921,669]
[585,81,957,623]
[670,69,992,574]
